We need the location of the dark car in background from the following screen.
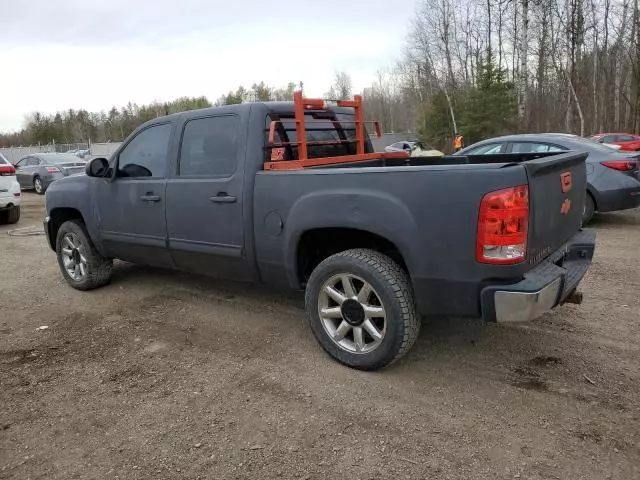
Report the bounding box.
[456,134,640,223]
[15,153,87,194]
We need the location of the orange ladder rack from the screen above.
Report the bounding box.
[264,91,408,170]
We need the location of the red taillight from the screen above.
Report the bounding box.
[14,192,21,197]
[601,160,637,172]
[477,185,529,264]
[46,166,60,173]
[0,165,16,176]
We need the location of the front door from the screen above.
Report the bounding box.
[96,122,174,268]
[165,114,249,280]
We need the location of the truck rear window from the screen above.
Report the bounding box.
[265,112,372,161]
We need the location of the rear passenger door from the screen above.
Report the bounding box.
[15,157,36,188]
[165,114,250,280]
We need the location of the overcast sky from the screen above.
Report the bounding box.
[0,0,416,132]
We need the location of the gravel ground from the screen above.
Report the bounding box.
[1,194,639,480]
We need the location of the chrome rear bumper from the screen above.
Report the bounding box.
[481,229,596,323]
[494,278,561,323]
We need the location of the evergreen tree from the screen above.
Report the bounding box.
[459,49,516,143]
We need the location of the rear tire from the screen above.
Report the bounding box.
[34,176,45,195]
[56,220,112,291]
[6,206,20,224]
[582,194,595,225]
[305,249,420,371]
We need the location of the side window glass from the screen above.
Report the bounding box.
[602,135,617,143]
[468,143,503,155]
[512,142,565,153]
[618,135,634,142]
[117,123,171,178]
[179,116,240,177]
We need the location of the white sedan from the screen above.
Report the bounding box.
[0,153,21,224]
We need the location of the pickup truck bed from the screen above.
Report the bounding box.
[43,92,596,370]
[254,152,594,319]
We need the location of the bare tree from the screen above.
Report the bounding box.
[327,72,353,99]
[518,0,530,125]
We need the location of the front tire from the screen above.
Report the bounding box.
[305,249,420,370]
[34,176,45,195]
[56,220,113,291]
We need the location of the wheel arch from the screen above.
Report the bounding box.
[47,208,85,251]
[295,227,410,288]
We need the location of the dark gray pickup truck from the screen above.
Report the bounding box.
[44,92,596,370]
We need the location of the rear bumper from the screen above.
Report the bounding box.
[592,177,640,212]
[598,187,640,212]
[480,229,596,323]
[43,173,64,188]
[0,181,22,208]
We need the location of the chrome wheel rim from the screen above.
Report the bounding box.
[318,274,387,354]
[34,178,43,193]
[61,233,87,281]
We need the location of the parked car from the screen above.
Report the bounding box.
[456,134,640,223]
[75,149,91,159]
[44,92,595,370]
[0,153,21,224]
[385,140,443,156]
[590,133,640,152]
[14,153,87,194]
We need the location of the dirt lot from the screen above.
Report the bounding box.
[1,194,639,480]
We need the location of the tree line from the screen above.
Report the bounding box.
[2,0,638,150]
[0,97,211,147]
[364,0,640,150]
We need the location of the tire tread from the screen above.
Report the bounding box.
[305,248,420,370]
[56,220,112,291]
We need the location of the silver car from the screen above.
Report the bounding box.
[14,153,87,194]
[456,133,640,223]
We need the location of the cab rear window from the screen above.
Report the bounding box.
[265,112,372,161]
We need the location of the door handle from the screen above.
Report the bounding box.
[140,194,161,202]
[210,194,237,203]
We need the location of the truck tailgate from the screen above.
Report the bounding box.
[522,152,588,263]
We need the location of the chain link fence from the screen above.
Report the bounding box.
[0,142,122,164]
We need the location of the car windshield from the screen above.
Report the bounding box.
[0,154,9,165]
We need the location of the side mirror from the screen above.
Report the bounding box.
[86,157,109,178]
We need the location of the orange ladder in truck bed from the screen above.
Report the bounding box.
[264,91,408,170]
